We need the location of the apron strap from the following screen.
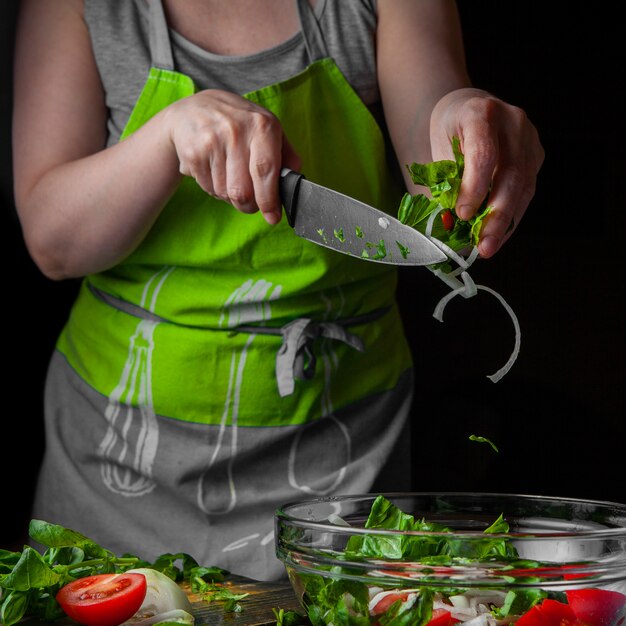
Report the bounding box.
[149,0,176,70]
[235,308,389,397]
[88,283,388,399]
[295,0,329,62]
[149,0,327,70]
[274,318,364,397]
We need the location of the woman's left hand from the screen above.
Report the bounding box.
[430,87,545,258]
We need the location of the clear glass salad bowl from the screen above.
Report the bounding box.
[275,493,626,626]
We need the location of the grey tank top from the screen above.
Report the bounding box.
[84,0,379,146]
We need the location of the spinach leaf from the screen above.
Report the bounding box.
[398,136,492,262]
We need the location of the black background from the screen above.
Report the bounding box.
[1,2,624,551]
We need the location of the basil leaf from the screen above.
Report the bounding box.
[0,547,61,591]
[29,520,107,559]
[0,589,30,626]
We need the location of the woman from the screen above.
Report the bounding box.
[12,0,543,580]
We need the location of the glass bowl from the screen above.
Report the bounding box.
[275,493,626,626]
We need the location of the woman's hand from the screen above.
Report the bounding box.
[430,88,544,258]
[165,90,301,225]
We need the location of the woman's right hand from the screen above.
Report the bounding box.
[13,0,299,280]
[166,90,300,225]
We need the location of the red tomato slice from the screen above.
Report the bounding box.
[441,210,455,231]
[56,573,147,626]
[370,591,414,615]
[539,598,577,623]
[516,605,555,626]
[426,608,458,626]
[566,589,626,626]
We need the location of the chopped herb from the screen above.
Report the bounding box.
[469,434,499,453]
[193,578,248,613]
[371,239,387,260]
[272,607,309,626]
[362,240,387,260]
[333,228,345,243]
[355,226,364,238]
[315,228,328,243]
[396,241,410,259]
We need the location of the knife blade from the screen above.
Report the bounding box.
[279,168,447,266]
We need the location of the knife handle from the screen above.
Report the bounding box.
[279,168,303,228]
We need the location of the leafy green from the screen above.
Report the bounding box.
[395,241,410,259]
[299,574,370,626]
[287,497,568,626]
[362,240,387,261]
[192,580,247,612]
[0,521,231,626]
[469,434,499,453]
[346,496,452,560]
[273,607,310,626]
[333,228,346,243]
[398,136,492,268]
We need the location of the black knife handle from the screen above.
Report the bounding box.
[279,168,303,228]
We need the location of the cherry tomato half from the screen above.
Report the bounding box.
[441,210,455,231]
[56,573,147,626]
[566,588,626,626]
[426,608,458,626]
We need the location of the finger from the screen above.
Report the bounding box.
[224,148,256,214]
[478,132,540,258]
[248,111,285,225]
[455,125,498,221]
[210,144,231,204]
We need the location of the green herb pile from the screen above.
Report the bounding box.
[398,135,491,271]
[0,520,231,626]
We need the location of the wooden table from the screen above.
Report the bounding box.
[186,574,302,626]
[21,574,302,626]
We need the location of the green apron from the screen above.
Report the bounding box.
[35,0,414,580]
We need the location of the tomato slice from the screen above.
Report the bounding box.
[426,608,458,626]
[370,591,414,615]
[56,573,147,626]
[516,605,555,626]
[565,589,626,626]
[539,598,577,623]
[441,210,455,231]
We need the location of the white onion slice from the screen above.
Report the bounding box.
[428,243,521,383]
[477,285,521,383]
[327,513,350,526]
[124,568,193,625]
[123,609,194,626]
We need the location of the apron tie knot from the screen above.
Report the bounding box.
[276,318,364,397]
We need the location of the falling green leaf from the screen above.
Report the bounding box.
[469,435,499,453]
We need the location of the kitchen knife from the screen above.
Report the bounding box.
[279,168,447,266]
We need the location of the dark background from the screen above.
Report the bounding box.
[1,2,624,550]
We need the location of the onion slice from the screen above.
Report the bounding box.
[427,242,521,383]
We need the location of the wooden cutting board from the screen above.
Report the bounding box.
[185,573,303,626]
